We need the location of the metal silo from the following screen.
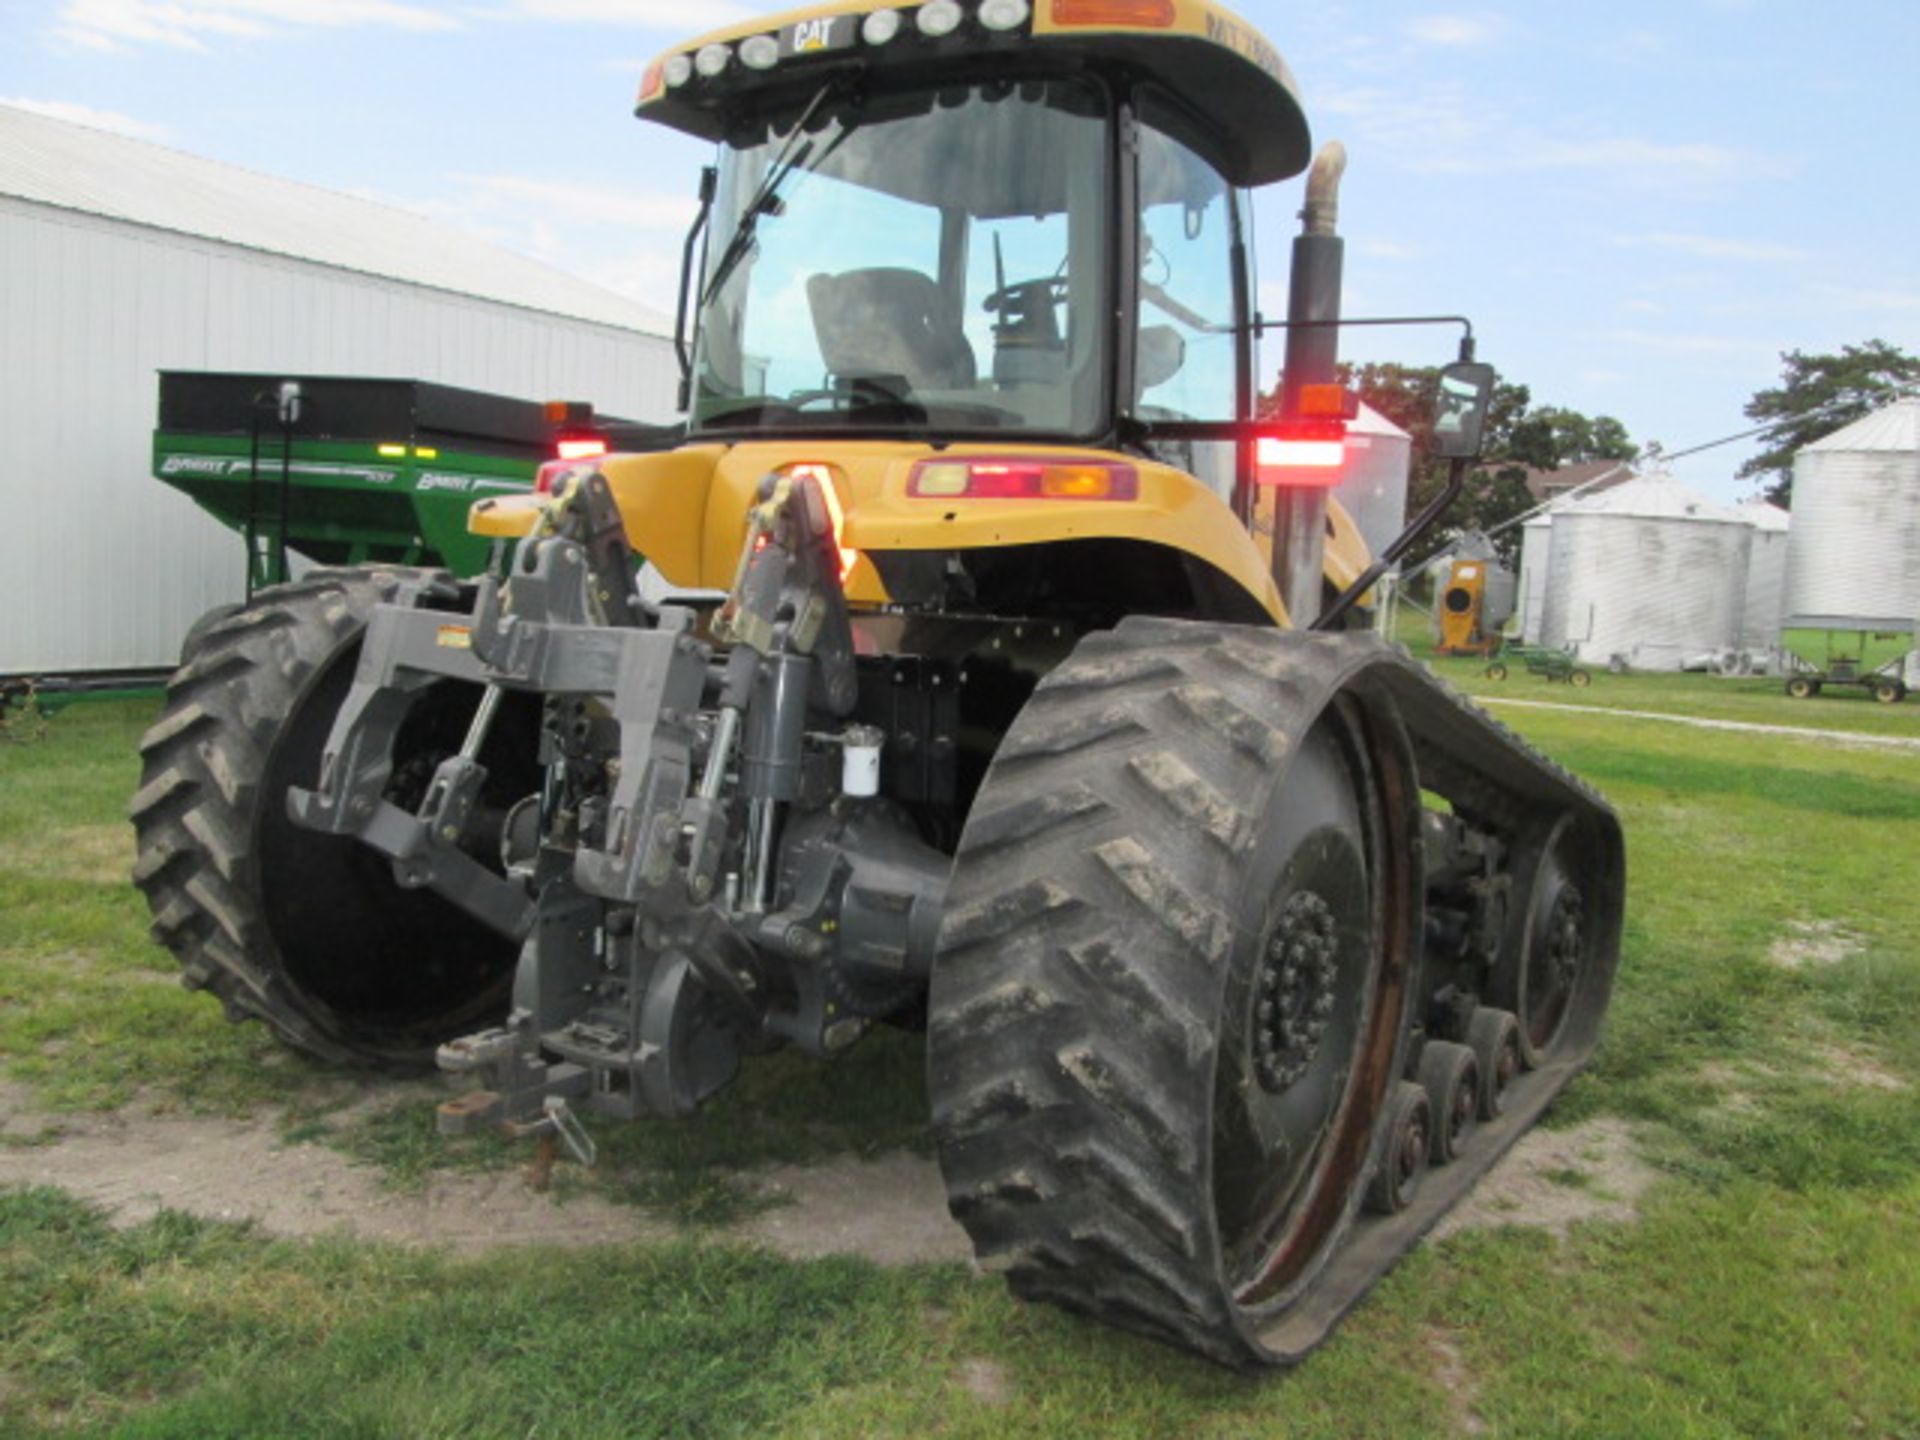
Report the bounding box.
[1736,500,1791,665]
[1516,514,1553,643]
[1331,402,1413,558]
[1783,399,1920,625]
[1539,476,1753,670]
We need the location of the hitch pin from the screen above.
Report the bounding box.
[539,1095,597,1168]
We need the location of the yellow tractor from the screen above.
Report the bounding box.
[132,0,1622,1368]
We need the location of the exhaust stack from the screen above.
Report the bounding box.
[1273,141,1349,627]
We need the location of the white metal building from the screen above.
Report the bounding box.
[0,104,679,674]
[1538,474,1752,671]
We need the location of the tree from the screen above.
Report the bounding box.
[1263,363,1636,562]
[1740,340,1920,506]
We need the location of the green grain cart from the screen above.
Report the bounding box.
[153,372,658,595]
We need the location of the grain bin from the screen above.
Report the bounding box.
[1736,500,1791,664]
[1516,514,1553,643]
[1779,398,1920,695]
[1782,399,1920,625]
[1539,475,1752,670]
[1331,402,1413,558]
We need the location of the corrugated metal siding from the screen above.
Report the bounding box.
[0,195,679,673]
[1541,513,1751,670]
[0,104,673,336]
[1784,444,1920,625]
[1739,528,1790,657]
[1517,516,1551,644]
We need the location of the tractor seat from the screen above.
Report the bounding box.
[806,268,977,393]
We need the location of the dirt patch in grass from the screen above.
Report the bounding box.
[1424,1329,1488,1436]
[954,1358,1015,1409]
[0,1082,971,1265]
[1807,1042,1908,1093]
[1433,1118,1656,1240]
[1768,920,1865,971]
[740,1151,969,1265]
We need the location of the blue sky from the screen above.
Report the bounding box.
[4,0,1915,499]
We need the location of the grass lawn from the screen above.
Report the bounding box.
[2,689,1917,1438]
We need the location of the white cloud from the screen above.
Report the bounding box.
[1405,15,1501,48]
[1816,285,1920,314]
[1358,238,1419,261]
[1616,232,1808,262]
[0,97,171,141]
[497,0,755,26]
[54,0,458,52]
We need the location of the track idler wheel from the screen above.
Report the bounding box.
[1466,1008,1523,1120]
[1416,1040,1480,1165]
[1364,1082,1432,1215]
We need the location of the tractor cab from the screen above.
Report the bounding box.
[640,0,1313,513]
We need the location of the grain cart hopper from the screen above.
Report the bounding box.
[132,0,1623,1368]
[153,372,662,595]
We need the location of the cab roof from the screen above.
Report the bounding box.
[636,0,1312,188]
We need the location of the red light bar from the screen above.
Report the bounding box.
[907,457,1139,501]
[1255,425,1347,487]
[556,438,609,461]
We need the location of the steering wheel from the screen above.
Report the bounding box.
[983,274,1069,316]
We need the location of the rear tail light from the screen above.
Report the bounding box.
[1256,424,1347,486]
[907,457,1139,501]
[555,437,609,461]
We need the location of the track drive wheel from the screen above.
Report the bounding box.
[130,567,537,1069]
[928,619,1422,1367]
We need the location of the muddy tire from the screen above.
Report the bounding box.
[927,618,1422,1367]
[130,567,534,1069]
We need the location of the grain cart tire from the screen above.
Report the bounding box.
[130,567,535,1069]
[1785,677,1817,700]
[1871,678,1902,705]
[929,619,1423,1368]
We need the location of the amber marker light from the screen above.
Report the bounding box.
[1050,0,1177,26]
[906,457,1139,500]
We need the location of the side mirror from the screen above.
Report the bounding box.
[1431,362,1496,460]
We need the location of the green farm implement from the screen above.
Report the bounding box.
[1485,642,1594,687]
[1780,621,1914,703]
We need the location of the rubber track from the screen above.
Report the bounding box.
[926,617,1623,1367]
[129,567,426,1068]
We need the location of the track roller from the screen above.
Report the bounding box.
[1466,1008,1523,1120]
[1416,1040,1480,1165]
[1364,1081,1432,1215]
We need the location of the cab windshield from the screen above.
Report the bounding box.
[690,79,1110,438]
